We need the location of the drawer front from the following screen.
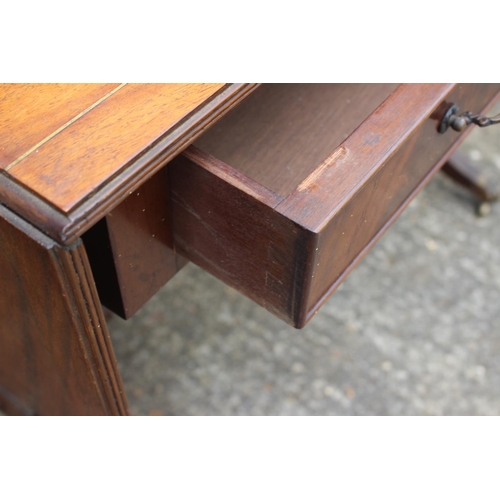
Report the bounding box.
[168,84,500,328]
[287,83,500,323]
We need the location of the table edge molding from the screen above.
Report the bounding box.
[0,83,259,244]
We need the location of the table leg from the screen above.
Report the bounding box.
[441,150,500,215]
[0,205,129,415]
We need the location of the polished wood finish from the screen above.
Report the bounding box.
[0,83,259,415]
[169,83,500,327]
[0,204,128,415]
[7,84,224,211]
[195,83,398,197]
[0,84,120,170]
[83,168,186,319]
[0,83,258,245]
[169,147,295,322]
[3,83,499,413]
[282,83,500,322]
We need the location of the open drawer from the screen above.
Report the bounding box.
[168,83,500,328]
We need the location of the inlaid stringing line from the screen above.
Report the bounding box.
[4,83,127,172]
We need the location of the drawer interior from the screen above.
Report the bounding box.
[170,83,500,327]
[194,83,399,197]
[79,84,500,327]
[85,83,500,327]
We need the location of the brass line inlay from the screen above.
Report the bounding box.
[4,83,127,172]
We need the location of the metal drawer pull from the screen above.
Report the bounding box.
[439,104,500,133]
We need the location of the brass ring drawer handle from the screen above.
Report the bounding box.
[439,104,500,133]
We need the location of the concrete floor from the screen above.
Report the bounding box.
[106,99,500,416]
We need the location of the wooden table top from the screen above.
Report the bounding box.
[0,83,258,244]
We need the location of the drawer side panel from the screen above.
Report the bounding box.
[169,149,317,326]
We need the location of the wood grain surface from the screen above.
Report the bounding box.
[0,204,128,415]
[169,147,299,324]
[7,84,224,212]
[170,83,500,327]
[195,83,398,197]
[299,83,500,323]
[83,168,187,319]
[0,84,120,170]
[0,83,258,244]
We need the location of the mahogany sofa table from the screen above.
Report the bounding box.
[0,83,498,415]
